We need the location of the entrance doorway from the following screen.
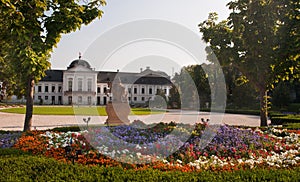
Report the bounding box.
[51,96,55,105]
[103,97,107,105]
[58,96,62,105]
[97,97,101,105]
[68,96,72,105]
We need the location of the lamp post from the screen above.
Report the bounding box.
[83,117,91,130]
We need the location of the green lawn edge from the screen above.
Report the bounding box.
[0,106,164,116]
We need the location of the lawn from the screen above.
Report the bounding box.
[0,106,164,116]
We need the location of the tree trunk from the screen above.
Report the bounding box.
[259,89,268,127]
[23,77,34,131]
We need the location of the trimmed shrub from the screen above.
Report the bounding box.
[0,153,300,181]
[271,115,300,125]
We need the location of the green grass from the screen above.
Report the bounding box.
[282,122,300,129]
[0,106,164,116]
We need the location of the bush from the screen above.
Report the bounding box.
[283,123,300,129]
[271,115,300,125]
[50,126,81,132]
[200,108,260,116]
[0,151,300,181]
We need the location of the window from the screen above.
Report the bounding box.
[88,96,92,105]
[87,79,92,92]
[104,87,107,93]
[45,85,48,93]
[78,96,82,104]
[38,96,41,100]
[58,86,62,92]
[97,87,101,93]
[68,78,73,91]
[141,88,145,94]
[141,97,145,101]
[149,88,152,94]
[134,88,137,94]
[164,89,167,94]
[38,86,42,93]
[45,96,48,100]
[78,78,83,91]
[134,97,137,101]
[52,85,55,93]
[128,88,131,94]
[128,97,131,101]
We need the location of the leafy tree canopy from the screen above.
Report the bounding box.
[0,0,106,131]
[199,0,299,126]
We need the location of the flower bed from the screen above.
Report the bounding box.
[0,132,22,149]
[8,123,300,172]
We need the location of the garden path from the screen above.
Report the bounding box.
[0,110,270,131]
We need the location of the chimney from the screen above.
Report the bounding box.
[146,66,150,70]
[140,68,143,73]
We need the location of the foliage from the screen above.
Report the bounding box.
[168,85,181,109]
[172,65,209,109]
[0,0,106,131]
[283,123,300,130]
[271,115,300,125]
[199,0,300,126]
[272,82,292,108]
[0,152,300,181]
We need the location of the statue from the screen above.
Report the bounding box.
[105,76,130,125]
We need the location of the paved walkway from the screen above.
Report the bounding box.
[0,110,270,131]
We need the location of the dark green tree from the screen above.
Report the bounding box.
[168,85,181,109]
[0,0,106,131]
[199,0,299,126]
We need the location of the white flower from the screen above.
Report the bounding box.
[162,159,169,164]
[237,159,243,164]
[176,159,183,164]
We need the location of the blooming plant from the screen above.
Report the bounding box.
[12,123,300,172]
[0,132,22,149]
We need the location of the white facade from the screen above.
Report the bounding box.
[62,66,98,105]
[34,59,172,106]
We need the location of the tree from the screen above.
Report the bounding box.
[0,0,106,131]
[272,82,292,109]
[184,64,211,108]
[199,0,299,126]
[172,68,200,110]
[168,85,181,109]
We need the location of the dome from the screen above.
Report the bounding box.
[67,59,91,69]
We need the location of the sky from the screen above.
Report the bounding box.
[50,0,231,76]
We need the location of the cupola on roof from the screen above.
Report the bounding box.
[67,55,91,70]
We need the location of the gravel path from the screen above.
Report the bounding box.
[0,109,270,131]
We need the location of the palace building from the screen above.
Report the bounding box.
[34,58,172,106]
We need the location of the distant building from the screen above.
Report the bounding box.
[34,58,172,105]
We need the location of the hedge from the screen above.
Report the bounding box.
[0,149,299,181]
[270,116,300,125]
[200,108,260,116]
